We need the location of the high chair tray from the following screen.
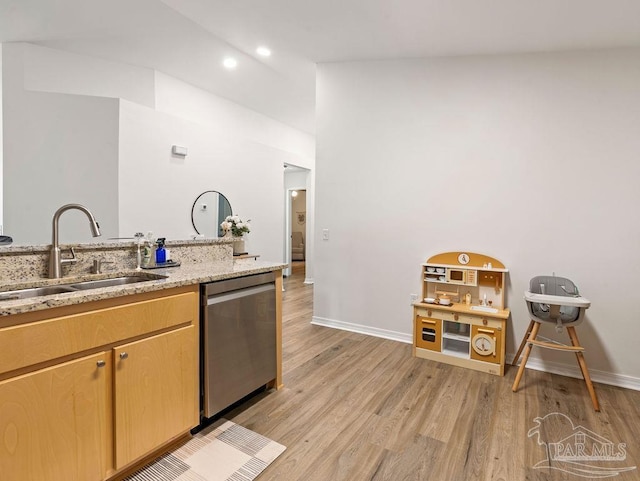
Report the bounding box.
[524,292,590,308]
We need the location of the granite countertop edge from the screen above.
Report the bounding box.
[0,259,286,317]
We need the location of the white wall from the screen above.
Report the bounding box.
[21,43,155,108]
[314,48,640,386]
[155,72,314,163]
[0,44,3,231]
[2,43,120,244]
[2,42,315,258]
[152,72,315,263]
[118,100,285,261]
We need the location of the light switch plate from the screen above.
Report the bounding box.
[322,229,329,240]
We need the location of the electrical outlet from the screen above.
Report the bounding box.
[410,293,419,305]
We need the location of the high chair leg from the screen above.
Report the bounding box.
[512,322,540,392]
[512,320,535,366]
[567,326,600,412]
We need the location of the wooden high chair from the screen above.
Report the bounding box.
[511,275,599,411]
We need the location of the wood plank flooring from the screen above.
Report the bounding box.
[227,263,640,480]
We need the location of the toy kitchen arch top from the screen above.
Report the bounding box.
[413,252,510,376]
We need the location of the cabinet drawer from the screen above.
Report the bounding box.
[0,290,198,375]
[415,307,504,330]
[415,316,442,352]
[415,306,458,322]
[457,314,503,330]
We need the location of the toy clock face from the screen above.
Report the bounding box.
[457,253,470,265]
[472,333,495,356]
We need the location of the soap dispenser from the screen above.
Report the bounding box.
[464,292,472,306]
[155,238,166,264]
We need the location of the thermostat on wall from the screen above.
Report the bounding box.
[172,145,188,156]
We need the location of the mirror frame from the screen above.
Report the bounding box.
[190,190,233,238]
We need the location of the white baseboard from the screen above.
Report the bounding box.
[303,278,314,284]
[311,316,412,344]
[310,317,640,391]
[508,355,640,391]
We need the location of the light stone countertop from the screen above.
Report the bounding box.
[0,258,286,317]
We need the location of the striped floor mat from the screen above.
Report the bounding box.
[123,419,286,481]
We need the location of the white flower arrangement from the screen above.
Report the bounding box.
[220,215,251,237]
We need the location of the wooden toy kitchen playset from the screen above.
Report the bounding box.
[413,252,509,376]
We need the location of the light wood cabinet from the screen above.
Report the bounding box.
[0,285,199,481]
[114,326,197,468]
[0,352,110,481]
[412,252,510,376]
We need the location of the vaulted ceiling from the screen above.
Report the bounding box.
[2,0,640,134]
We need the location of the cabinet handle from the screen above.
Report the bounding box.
[96,360,106,368]
[421,319,437,325]
[454,314,459,321]
[427,310,432,317]
[478,328,494,334]
[120,352,129,360]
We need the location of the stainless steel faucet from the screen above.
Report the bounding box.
[49,204,101,278]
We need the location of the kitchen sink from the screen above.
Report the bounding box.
[68,275,165,290]
[470,305,499,313]
[0,285,77,301]
[0,274,167,301]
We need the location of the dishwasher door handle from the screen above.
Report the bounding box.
[206,284,274,305]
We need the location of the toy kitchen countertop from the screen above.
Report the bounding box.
[415,299,510,319]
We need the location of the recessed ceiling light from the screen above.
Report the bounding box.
[256,46,271,57]
[223,57,238,69]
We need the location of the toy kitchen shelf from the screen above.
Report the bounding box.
[413,252,510,376]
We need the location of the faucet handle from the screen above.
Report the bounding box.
[92,259,114,274]
[60,247,78,266]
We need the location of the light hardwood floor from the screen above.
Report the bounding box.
[228,263,640,480]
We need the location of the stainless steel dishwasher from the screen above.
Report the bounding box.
[201,271,277,418]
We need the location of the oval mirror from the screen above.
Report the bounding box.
[191,191,233,238]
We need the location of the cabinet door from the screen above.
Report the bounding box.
[470,325,503,364]
[114,326,197,468]
[415,315,442,352]
[0,353,109,481]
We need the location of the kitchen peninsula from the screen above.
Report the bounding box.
[0,238,285,481]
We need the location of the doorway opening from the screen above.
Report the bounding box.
[290,189,306,270]
[284,164,310,280]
